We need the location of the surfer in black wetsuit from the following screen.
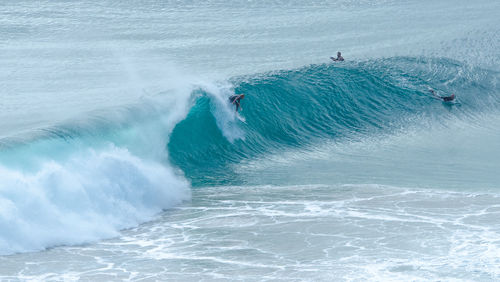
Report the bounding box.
[429,89,455,102]
[330,51,344,62]
[229,94,245,112]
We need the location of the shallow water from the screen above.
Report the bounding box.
[2,184,500,281]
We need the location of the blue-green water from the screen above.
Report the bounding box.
[1,0,500,280]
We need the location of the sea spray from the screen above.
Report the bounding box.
[205,82,246,142]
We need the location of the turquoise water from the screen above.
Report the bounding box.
[169,58,500,186]
[1,0,500,280]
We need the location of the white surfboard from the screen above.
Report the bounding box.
[236,113,246,123]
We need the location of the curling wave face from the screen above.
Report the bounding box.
[169,57,500,185]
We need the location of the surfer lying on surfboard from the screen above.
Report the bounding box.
[429,89,455,102]
[229,94,245,112]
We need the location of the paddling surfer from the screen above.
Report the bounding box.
[330,51,344,62]
[429,89,455,102]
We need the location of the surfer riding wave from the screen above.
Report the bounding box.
[229,94,245,112]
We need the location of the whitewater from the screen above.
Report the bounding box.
[1,0,500,280]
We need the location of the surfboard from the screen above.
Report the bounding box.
[236,113,246,123]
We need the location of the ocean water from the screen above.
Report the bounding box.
[1,0,500,280]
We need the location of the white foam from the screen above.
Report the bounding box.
[202,82,245,142]
[0,145,190,255]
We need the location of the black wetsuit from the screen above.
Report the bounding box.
[431,90,455,102]
[229,95,242,111]
[442,95,455,102]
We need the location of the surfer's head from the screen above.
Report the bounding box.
[337,51,341,57]
[240,94,245,99]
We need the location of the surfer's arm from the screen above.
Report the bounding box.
[429,89,440,98]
